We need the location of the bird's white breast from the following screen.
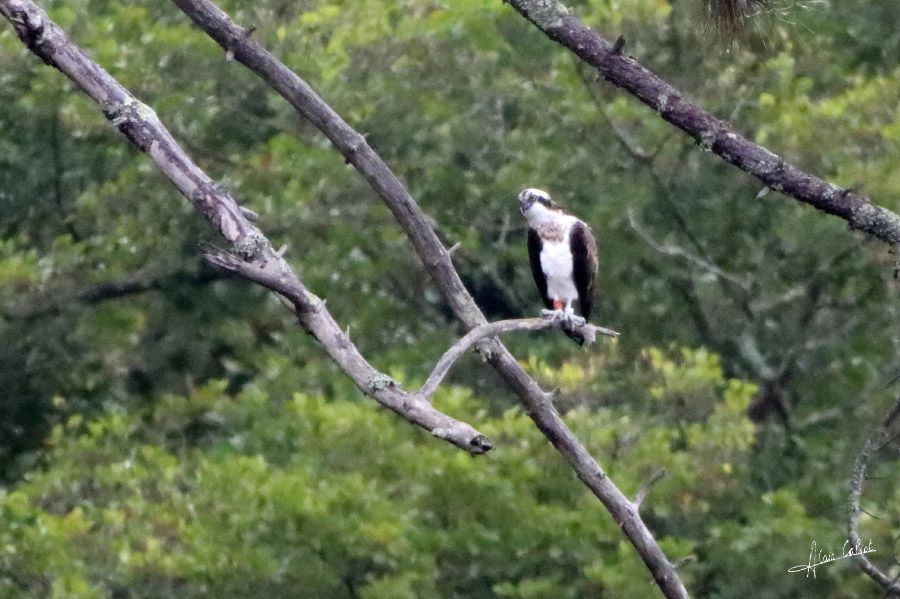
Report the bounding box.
[541,224,579,302]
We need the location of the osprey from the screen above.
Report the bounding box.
[519,188,599,345]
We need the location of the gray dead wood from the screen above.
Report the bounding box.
[168,1,689,596]
[0,0,491,455]
[504,0,900,247]
[419,318,619,399]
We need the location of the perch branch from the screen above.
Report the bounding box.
[0,0,491,454]
[848,395,900,595]
[419,318,619,399]
[169,1,690,596]
[503,0,900,246]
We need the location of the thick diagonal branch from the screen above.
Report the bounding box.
[169,2,689,597]
[848,396,900,594]
[503,0,900,246]
[0,0,490,454]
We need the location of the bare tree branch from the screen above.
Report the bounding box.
[201,246,492,453]
[419,318,619,399]
[168,1,691,596]
[848,396,900,595]
[2,267,226,323]
[0,0,491,454]
[503,0,900,247]
[628,209,751,291]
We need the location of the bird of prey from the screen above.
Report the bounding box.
[518,188,599,345]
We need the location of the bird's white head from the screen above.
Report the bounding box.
[518,187,558,225]
[518,187,553,213]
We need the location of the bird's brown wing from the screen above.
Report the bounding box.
[570,221,599,321]
[527,228,553,310]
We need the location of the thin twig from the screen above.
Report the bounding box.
[848,396,900,595]
[628,209,751,291]
[2,266,226,322]
[634,467,668,510]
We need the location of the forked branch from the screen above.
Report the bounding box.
[169,2,691,596]
[419,318,619,399]
[0,0,491,454]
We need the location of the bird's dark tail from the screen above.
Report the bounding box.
[563,328,585,346]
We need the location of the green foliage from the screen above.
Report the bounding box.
[0,355,760,597]
[1,0,898,596]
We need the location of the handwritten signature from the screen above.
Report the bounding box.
[788,539,877,578]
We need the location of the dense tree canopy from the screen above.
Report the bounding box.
[1,0,898,597]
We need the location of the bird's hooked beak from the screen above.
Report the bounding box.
[518,187,550,214]
[518,194,530,214]
[518,189,535,214]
